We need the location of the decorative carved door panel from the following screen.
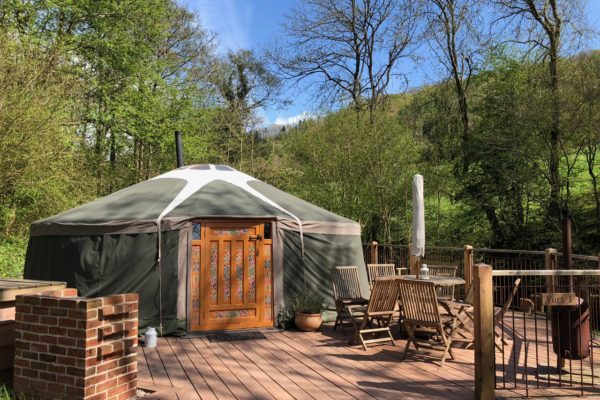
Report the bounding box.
[190,221,273,331]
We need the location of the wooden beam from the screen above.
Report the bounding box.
[474,263,495,400]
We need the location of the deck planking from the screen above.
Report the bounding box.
[137,320,600,399]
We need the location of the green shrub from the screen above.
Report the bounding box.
[0,236,25,279]
[0,385,24,400]
[277,292,325,329]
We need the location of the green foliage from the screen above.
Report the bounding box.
[0,236,26,279]
[0,384,24,400]
[277,292,325,329]
[0,0,598,260]
[279,110,421,243]
[287,292,325,314]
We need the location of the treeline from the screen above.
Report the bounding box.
[277,50,600,254]
[0,0,599,277]
[0,0,283,275]
[267,0,600,254]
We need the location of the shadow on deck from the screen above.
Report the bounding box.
[137,320,600,399]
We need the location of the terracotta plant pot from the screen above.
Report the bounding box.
[294,312,322,332]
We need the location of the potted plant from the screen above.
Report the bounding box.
[289,292,325,332]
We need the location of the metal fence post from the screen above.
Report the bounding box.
[474,263,495,400]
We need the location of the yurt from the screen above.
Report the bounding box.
[24,164,367,334]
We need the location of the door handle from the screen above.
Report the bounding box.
[249,235,262,241]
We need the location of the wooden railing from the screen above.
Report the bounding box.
[363,242,600,279]
[474,266,600,398]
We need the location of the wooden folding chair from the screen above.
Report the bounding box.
[441,278,521,352]
[439,285,474,343]
[348,277,400,350]
[493,278,521,351]
[398,279,458,367]
[331,266,369,332]
[367,264,396,288]
[429,265,458,300]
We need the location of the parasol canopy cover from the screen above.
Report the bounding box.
[411,174,425,258]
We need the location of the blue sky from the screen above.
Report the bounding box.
[181,0,600,126]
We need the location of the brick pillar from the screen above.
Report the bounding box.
[13,290,138,400]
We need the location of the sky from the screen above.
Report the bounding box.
[182,0,600,127]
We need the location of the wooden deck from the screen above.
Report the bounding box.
[137,321,600,399]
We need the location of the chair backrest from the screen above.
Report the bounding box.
[367,277,400,314]
[331,266,363,300]
[428,265,458,299]
[398,279,441,327]
[495,278,521,325]
[428,265,457,277]
[367,264,396,285]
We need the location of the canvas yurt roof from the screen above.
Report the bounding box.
[25,163,367,335]
[31,164,359,236]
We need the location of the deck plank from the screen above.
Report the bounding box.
[143,345,173,388]
[282,329,443,400]
[135,314,600,399]
[157,338,200,399]
[178,338,235,400]
[137,345,153,383]
[264,331,379,400]
[190,337,255,399]
[202,338,278,400]
[219,340,296,400]
[167,338,217,400]
[274,330,407,400]
[231,338,315,400]
[251,338,334,399]
[255,335,346,399]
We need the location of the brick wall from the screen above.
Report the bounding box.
[13,289,139,400]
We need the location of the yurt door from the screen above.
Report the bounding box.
[190,221,274,331]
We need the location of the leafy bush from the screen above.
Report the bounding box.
[0,236,25,278]
[0,385,24,400]
[277,291,324,330]
[288,292,325,314]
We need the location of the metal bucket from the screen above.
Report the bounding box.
[551,299,590,360]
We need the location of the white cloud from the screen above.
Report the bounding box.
[273,111,314,126]
[193,0,252,52]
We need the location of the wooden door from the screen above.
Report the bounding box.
[190,221,274,331]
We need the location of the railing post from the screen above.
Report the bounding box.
[464,244,474,291]
[545,248,557,293]
[474,263,495,400]
[408,245,420,276]
[370,241,378,264]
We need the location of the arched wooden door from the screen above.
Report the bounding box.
[190,221,274,331]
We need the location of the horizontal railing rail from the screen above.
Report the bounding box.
[493,269,600,276]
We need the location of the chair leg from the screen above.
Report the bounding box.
[402,323,419,360]
[357,314,369,350]
[333,303,342,331]
[439,330,454,367]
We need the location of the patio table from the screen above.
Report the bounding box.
[396,275,465,287]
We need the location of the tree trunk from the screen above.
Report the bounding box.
[586,145,600,237]
[547,41,562,227]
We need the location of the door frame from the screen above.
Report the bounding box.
[188,218,275,332]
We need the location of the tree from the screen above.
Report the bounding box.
[272,0,420,118]
[494,0,587,231]
[210,49,284,171]
[280,110,421,242]
[424,0,488,167]
[0,31,92,238]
